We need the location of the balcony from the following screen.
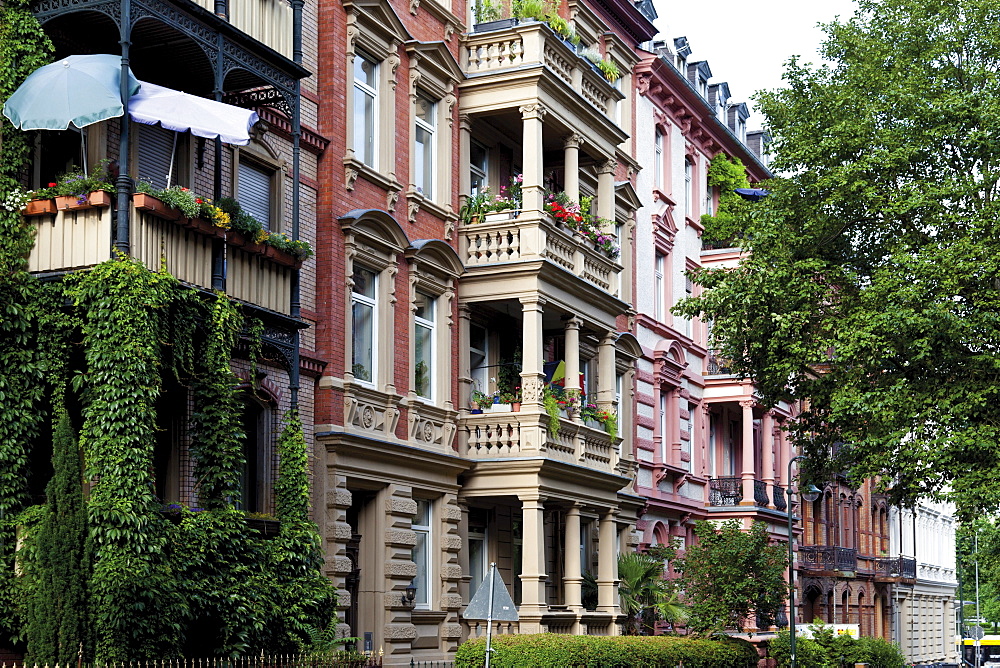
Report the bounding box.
[462,21,620,121]
[798,546,858,573]
[458,409,619,475]
[706,350,734,375]
[708,477,742,506]
[25,196,297,315]
[872,555,917,582]
[461,210,620,294]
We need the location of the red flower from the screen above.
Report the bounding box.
[195,198,203,204]
[48,182,57,188]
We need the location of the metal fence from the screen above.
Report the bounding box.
[408,661,454,668]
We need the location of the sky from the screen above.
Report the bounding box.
[650,0,860,130]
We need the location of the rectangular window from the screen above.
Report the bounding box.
[653,131,663,190]
[470,141,488,195]
[351,266,377,383]
[136,123,182,189]
[659,391,668,463]
[414,93,435,200]
[654,253,665,321]
[684,159,693,218]
[412,498,432,609]
[238,160,272,230]
[413,291,435,400]
[468,527,486,600]
[353,53,378,167]
[470,323,488,396]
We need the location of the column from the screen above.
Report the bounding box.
[519,494,548,631]
[564,504,583,626]
[762,411,775,507]
[459,112,472,199]
[596,158,616,223]
[597,332,616,411]
[596,510,620,619]
[458,303,472,413]
[564,317,581,395]
[520,296,546,411]
[740,399,756,506]
[563,134,582,203]
[776,420,787,486]
[669,388,682,466]
[520,104,546,213]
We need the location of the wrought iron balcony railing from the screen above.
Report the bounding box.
[873,555,917,579]
[753,479,769,507]
[773,485,787,511]
[709,477,742,506]
[798,546,858,572]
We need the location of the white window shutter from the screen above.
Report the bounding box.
[238,161,272,230]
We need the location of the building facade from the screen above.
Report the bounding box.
[891,501,959,664]
[631,37,794,635]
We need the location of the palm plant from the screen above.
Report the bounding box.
[617,552,687,635]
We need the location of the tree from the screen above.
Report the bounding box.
[675,0,1000,520]
[616,552,686,635]
[673,520,787,633]
[26,409,89,666]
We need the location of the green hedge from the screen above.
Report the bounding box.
[454,634,760,668]
[767,628,905,668]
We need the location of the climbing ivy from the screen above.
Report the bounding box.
[275,410,310,523]
[190,293,246,509]
[700,153,752,246]
[0,0,53,647]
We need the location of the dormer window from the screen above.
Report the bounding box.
[699,77,708,99]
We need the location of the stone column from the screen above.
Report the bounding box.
[520,295,546,410]
[564,503,584,629]
[597,332,616,412]
[519,494,548,632]
[520,104,547,213]
[670,388,682,466]
[740,399,756,506]
[440,493,465,651]
[383,485,418,659]
[776,420,788,486]
[762,411,775,508]
[596,510,620,619]
[563,134,582,203]
[596,158,616,223]
[458,303,472,414]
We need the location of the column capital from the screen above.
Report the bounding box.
[564,133,583,149]
[739,399,756,410]
[519,103,547,120]
[564,316,582,331]
[519,295,547,310]
[518,493,547,505]
[597,158,617,175]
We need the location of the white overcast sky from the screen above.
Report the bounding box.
[650,0,860,130]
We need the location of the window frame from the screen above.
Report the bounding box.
[353,50,379,169]
[351,264,379,386]
[413,91,436,200]
[234,139,286,233]
[412,497,433,610]
[413,290,436,401]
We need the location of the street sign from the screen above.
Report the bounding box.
[465,565,518,622]
[971,625,986,640]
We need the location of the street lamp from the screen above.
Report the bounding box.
[787,454,822,668]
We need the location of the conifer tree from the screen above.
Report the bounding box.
[27,409,88,666]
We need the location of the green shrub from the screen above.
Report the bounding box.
[454,633,759,668]
[767,627,905,668]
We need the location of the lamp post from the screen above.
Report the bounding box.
[787,454,822,668]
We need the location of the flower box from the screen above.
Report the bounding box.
[54,195,92,211]
[474,17,518,32]
[88,191,113,207]
[186,215,226,238]
[264,245,303,269]
[133,192,182,221]
[22,199,57,216]
[490,403,512,413]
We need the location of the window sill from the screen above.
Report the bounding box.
[406,189,456,223]
[343,156,402,195]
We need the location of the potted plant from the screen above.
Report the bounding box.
[473,0,517,32]
[472,390,493,413]
[595,58,621,83]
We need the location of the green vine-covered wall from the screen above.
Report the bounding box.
[0,0,53,645]
[0,7,335,655]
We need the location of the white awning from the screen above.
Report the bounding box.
[129,81,260,146]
